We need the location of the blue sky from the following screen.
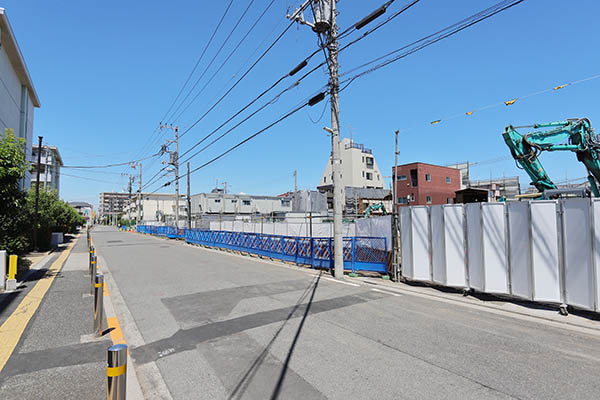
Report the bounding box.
[4,0,600,207]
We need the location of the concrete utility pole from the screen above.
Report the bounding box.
[327,0,344,280]
[294,170,298,193]
[174,126,180,228]
[289,0,343,279]
[33,136,43,251]
[187,162,191,229]
[160,124,180,227]
[138,163,142,224]
[392,129,400,281]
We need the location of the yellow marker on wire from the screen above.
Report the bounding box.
[430,119,441,125]
[504,98,518,106]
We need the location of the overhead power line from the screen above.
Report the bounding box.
[177,0,313,141]
[62,152,159,169]
[160,0,235,124]
[338,0,525,90]
[166,0,262,124]
[146,90,326,195]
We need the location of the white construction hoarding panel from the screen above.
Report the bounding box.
[593,199,600,312]
[410,207,431,281]
[563,199,595,311]
[530,201,561,303]
[444,205,467,287]
[400,207,413,278]
[508,202,532,299]
[431,206,445,284]
[481,203,508,294]
[466,204,483,291]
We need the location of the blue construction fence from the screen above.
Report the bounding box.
[136,226,388,274]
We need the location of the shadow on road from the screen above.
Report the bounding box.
[228,272,322,400]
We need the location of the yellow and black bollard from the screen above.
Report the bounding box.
[93,274,104,336]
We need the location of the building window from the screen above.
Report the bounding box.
[377,174,380,180]
[366,172,373,180]
[398,197,408,204]
[398,175,407,180]
[426,196,432,204]
[231,199,237,203]
[362,171,365,177]
[426,174,431,182]
[242,200,251,206]
[366,157,374,169]
[214,199,221,203]
[447,197,452,204]
[324,176,326,183]
[410,169,418,187]
[281,199,291,207]
[446,176,451,184]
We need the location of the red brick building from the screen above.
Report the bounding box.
[392,162,461,206]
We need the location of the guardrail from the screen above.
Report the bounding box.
[136,226,387,274]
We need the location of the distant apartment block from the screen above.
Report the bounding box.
[469,176,521,200]
[99,192,132,220]
[393,162,461,206]
[318,138,385,191]
[31,144,63,194]
[0,8,41,190]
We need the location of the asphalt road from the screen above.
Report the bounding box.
[92,226,600,400]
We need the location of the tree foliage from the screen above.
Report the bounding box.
[0,129,86,252]
[0,129,30,253]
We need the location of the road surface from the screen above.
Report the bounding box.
[92,226,600,400]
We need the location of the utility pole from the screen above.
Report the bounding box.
[137,163,142,224]
[288,1,390,279]
[294,170,298,193]
[160,124,180,228]
[326,0,344,280]
[33,136,43,251]
[392,130,400,281]
[174,126,180,228]
[187,162,191,229]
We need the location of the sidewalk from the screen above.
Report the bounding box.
[0,233,142,399]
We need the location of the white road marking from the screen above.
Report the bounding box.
[322,277,360,287]
[371,288,402,297]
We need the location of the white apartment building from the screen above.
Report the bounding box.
[124,193,185,223]
[191,193,292,215]
[0,8,40,190]
[318,138,384,190]
[31,145,63,194]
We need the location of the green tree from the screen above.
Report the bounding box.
[27,189,85,249]
[0,129,30,253]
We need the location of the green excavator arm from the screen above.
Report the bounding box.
[502,118,600,196]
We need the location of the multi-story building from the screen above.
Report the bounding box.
[124,193,185,224]
[318,138,385,190]
[69,202,93,223]
[31,145,63,194]
[99,192,132,222]
[393,162,461,206]
[468,176,521,200]
[1,8,41,190]
[191,192,292,216]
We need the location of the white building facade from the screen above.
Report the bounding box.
[318,138,384,190]
[191,193,292,216]
[31,145,63,194]
[0,8,40,190]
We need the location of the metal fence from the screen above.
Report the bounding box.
[400,199,600,313]
[136,225,184,238]
[136,226,387,273]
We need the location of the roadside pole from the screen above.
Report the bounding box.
[392,130,400,281]
[33,136,43,251]
[187,162,191,229]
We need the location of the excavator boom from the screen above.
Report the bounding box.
[503,119,600,197]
